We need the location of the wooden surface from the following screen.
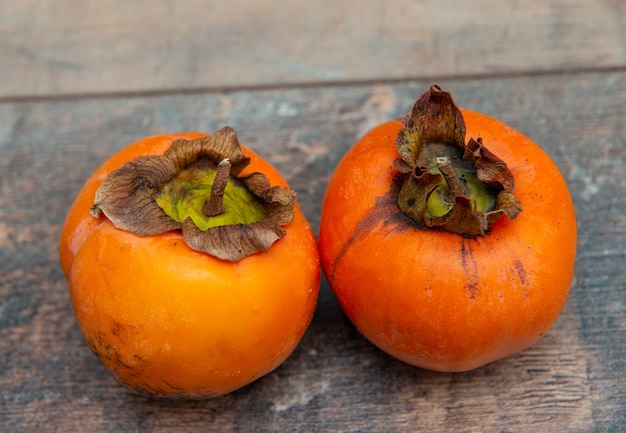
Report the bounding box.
[1,1,624,432]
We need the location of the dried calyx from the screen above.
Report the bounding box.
[394,85,521,236]
[91,127,295,261]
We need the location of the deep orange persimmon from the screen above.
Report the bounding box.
[319,87,577,372]
[60,131,320,398]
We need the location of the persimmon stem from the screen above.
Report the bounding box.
[204,158,232,217]
[436,156,467,203]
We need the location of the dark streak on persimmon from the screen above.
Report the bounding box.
[329,173,419,283]
[114,353,134,370]
[161,380,188,393]
[513,258,529,299]
[111,322,122,337]
[460,239,480,300]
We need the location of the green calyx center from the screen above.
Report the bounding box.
[156,164,265,231]
[424,146,496,218]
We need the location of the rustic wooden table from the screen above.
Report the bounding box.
[1,1,625,431]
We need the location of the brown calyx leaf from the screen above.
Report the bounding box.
[166,127,250,175]
[91,127,296,261]
[396,166,443,223]
[397,84,466,168]
[90,155,180,235]
[182,219,287,262]
[426,196,489,236]
[464,137,515,192]
[494,191,522,221]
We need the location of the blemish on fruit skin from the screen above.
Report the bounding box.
[513,258,529,299]
[111,322,122,337]
[460,239,479,300]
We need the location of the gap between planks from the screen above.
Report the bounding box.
[1,65,624,105]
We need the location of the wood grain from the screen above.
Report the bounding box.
[1,0,624,99]
[1,71,624,432]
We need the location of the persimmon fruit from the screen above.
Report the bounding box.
[319,85,577,372]
[60,129,320,398]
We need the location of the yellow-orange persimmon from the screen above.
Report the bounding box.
[60,130,320,398]
[319,86,576,372]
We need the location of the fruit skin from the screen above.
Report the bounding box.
[319,110,577,372]
[60,133,320,398]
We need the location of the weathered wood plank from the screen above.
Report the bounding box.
[1,71,625,431]
[1,0,624,99]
